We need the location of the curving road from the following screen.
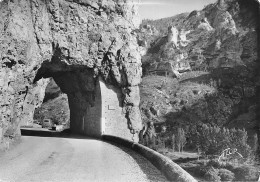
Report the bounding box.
[0,136,168,182]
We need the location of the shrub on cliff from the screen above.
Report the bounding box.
[207,159,223,169]
[218,168,235,181]
[204,166,221,182]
[233,165,259,181]
[175,128,186,152]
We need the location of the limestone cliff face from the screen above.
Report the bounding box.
[141,0,259,75]
[0,0,143,144]
[139,0,259,143]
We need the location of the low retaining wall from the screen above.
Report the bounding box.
[102,135,197,182]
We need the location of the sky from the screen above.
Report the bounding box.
[137,0,217,20]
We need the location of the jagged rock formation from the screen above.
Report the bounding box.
[0,0,143,145]
[167,26,178,46]
[179,29,191,47]
[142,25,191,78]
[143,0,258,72]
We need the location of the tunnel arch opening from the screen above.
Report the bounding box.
[32,60,136,140]
[33,62,103,137]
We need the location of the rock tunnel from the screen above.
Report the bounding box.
[0,0,143,143]
[33,60,136,140]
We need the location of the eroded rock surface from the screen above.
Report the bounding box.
[0,0,143,145]
[141,0,258,76]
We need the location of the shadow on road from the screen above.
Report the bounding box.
[20,128,95,140]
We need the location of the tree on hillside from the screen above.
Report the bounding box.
[192,124,251,158]
[139,121,157,150]
[171,134,175,151]
[253,134,258,154]
[176,128,186,152]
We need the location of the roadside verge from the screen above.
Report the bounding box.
[102,135,197,182]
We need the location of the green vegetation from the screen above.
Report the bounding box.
[218,168,235,181]
[140,68,257,144]
[180,159,258,181]
[192,124,251,158]
[140,70,259,181]
[233,165,259,181]
[176,128,186,153]
[204,166,220,181]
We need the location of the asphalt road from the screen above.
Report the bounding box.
[0,136,168,182]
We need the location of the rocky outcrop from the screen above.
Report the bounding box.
[167,26,179,46]
[142,0,259,76]
[186,0,258,70]
[137,24,159,57]
[0,0,143,146]
[143,25,191,77]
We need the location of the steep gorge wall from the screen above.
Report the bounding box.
[0,0,143,144]
[139,0,260,148]
[142,0,259,74]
